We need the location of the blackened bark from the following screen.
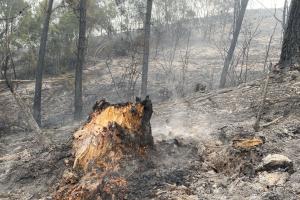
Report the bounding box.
[33,0,54,126]
[282,0,289,31]
[2,19,10,91]
[74,0,87,120]
[141,95,154,146]
[279,0,300,68]
[219,0,249,88]
[141,0,153,98]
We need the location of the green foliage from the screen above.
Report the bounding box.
[87,0,117,32]
[0,0,28,20]
[43,0,119,74]
[0,0,120,77]
[0,0,32,77]
[46,10,78,74]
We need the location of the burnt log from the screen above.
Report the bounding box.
[53,97,153,199]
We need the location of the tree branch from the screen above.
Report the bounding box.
[0,5,30,21]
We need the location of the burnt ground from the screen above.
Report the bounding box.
[0,69,299,200]
[125,69,300,200]
[0,8,298,200]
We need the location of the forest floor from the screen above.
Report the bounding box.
[0,67,299,200]
[0,10,299,200]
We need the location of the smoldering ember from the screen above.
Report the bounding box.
[0,0,300,199]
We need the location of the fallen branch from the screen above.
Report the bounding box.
[10,89,51,146]
[194,88,234,103]
[261,116,284,128]
[1,60,50,146]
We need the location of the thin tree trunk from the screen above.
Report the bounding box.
[141,0,153,98]
[3,19,9,83]
[219,0,249,88]
[74,0,87,120]
[33,0,54,126]
[278,0,300,68]
[1,21,49,146]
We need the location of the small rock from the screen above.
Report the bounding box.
[258,171,289,186]
[292,126,300,135]
[262,191,283,200]
[256,154,294,173]
[207,170,216,175]
[289,70,300,81]
[215,140,223,146]
[62,169,79,184]
[64,159,70,166]
[173,138,180,146]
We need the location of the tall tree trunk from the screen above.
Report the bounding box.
[219,0,249,88]
[282,0,289,31]
[278,0,300,68]
[141,0,153,98]
[33,0,54,126]
[3,19,9,84]
[74,0,87,120]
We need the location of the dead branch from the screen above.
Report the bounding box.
[11,90,50,145]
[253,64,272,132]
[261,116,284,128]
[273,8,284,28]
[0,5,30,21]
[263,22,278,72]
[105,57,122,99]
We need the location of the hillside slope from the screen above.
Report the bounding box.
[0,69,299,199]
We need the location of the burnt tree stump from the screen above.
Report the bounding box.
[53,97,153,200]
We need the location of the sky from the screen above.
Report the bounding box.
[249,0,287,9]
